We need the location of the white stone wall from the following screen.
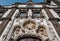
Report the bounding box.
[2,9,12,18]
[50,1,57,5]
[0,3,60,41]
[49,9,59,18]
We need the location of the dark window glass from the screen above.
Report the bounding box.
[18,12,27,18]
[33,12,40,18]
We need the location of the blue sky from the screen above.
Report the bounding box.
[0,0,44,5]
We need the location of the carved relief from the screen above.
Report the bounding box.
[36,26,48,41]
[10,20,49,41]
[12,26,22,39]
[37,26,46,35]
[23,20,36,30]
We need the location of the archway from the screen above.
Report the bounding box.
[17,36,42,41]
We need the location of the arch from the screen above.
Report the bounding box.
[23,20,36,30]
[16,36,42,41]
[23,20,36,27]
[13,26,21,32]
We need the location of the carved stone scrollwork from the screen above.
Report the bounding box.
[23,20,36,30]
[11,20,49,41]
[37,26,46,35]
[36,26,49,40]
[12,26,22,39]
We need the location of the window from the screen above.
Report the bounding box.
[32,11,40,18]
[19,12,27,18]
[16,9,28,18]
[33,12,40,17]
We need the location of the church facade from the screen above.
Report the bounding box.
[0,0,60,41]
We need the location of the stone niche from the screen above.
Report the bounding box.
[23,20,36,30]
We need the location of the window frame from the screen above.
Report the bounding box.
[32,9,42,18]
[16,9,28,18]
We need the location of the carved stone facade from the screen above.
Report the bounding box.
[0,0,60,41]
